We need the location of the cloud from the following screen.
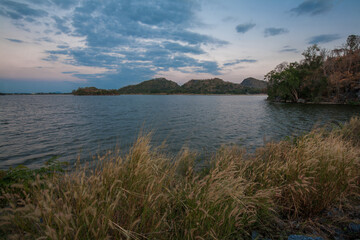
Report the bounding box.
[35,36,53,43]
[62,71,79,74]
[279,47,298,53]
[52,16,71,34]
[23,0,76,9]
[162,42,205,55]
[1,0,229,87]
[42,55,58,62]
[51,0,77,9]
[46,49,69,55]
[235,23,256,33]
[308,34,341,44]
[49,0,226,81]
[5,38,24,43]
[223,59,257,66]
[65,48,120,68]
[0,0,48,20]
[73,66,157,89]
[57,45,69,49]
[290,0,333,16]
[222,16,237,22]
[69,1,227,48]
[264,27,289,37]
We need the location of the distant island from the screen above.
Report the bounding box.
[266,35,360,105]
[72,77,267,95]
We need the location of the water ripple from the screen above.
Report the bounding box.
[0,95,359,169]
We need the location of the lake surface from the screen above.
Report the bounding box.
[0,95,359,169]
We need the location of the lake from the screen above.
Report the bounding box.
[0,95,359,169]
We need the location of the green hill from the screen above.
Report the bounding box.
[118,78,180,94]
[240,77,267,89]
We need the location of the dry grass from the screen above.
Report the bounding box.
[1,117,360,239]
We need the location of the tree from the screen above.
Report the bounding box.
[266,62,303,102]
[300,45,327,101]
[301,44,325,70]
[346,35,360,52]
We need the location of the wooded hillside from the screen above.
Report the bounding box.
[266,35,360,104]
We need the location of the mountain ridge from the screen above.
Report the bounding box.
[72,77,267,95]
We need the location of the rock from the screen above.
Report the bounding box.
[287,235,323,240]
[348,223,360,233]
[252,231,260,240]
[327,207,343,217]
[334,228,345,240]
[251,231,272,240]
[297,98,306,103]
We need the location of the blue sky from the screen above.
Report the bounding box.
[0,0,359,93]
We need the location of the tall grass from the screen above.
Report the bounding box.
[1,117,360,239]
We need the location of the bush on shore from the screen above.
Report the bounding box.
[1,117,360,239]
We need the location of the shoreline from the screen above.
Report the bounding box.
[1,93,268,96]
[268,99,360,106]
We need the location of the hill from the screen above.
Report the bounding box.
[72,77,267,95]
[118,78,180,94]
[179,78,245,94]
[240,77,267,89]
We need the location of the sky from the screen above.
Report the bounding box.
[0,0,359,93]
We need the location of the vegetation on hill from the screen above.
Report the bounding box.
[71,87,119,95]
[117,78,180,94]
[72,78,267,95]
[1,117,360,239]
[240,77,268,89]
[178,78,266,94]
[179,78,240,94]
[266,35,360,104]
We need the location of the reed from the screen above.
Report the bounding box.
[1,117,359,239]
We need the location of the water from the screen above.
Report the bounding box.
[0,95,359,169]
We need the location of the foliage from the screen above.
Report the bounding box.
[266,62,304,102]
[118,78,180,94]
[1,117,360,239]
[175,78,266,94]
[266,35,360,103]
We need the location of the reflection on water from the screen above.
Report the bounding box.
[0,95,359,169]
